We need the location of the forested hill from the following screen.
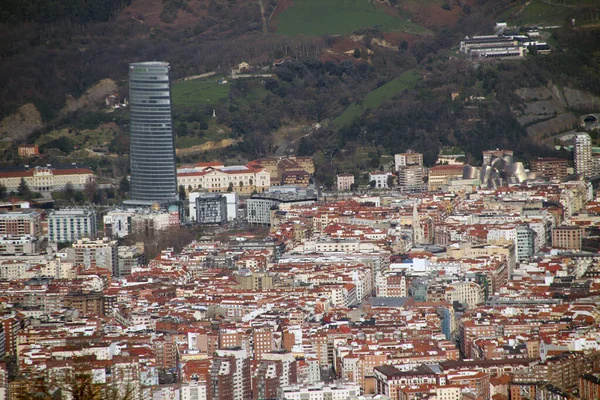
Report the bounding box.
[1,0,600,188]
[0,0,131,24]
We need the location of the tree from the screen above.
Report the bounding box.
[350,183,358,192]
[369,180,376,188]
[83,178,98,203]
[19,373,136,400]
[179,185,186,200]
[119,177,130,194]
[227,182,234,192]
[63,182,75,202]
[0,183,6,200]
[17,178,30,197]
[353,48,361,59]
[387,174,395,188]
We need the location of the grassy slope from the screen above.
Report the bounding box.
[334,69,421,127]
[275,0,426,36]
[171,75,230,109]
[501,0,599,25]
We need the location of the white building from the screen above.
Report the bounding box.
[369,171,392,189]
[446,281,482,309]
[181,382,207,400]
[67,237,119,276]
[177,163,270,195]
[394,150,423,170]
[0,235,40,255]
[279,383,361,400]
[48,209,97,243]
[574,133,593,177]
[336,174,355,191]
[103,207,180,238]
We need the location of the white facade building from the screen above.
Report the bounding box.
[574,133,593,177]
[48,209,97,243]
[279,383,361,400]
[181,382,207,400]
[369,171,392,189]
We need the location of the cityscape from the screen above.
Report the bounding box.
[2,1,600,400]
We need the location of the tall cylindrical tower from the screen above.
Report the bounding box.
[129,61,178,203]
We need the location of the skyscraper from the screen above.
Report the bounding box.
[129,62,178,204]
[574,133,592,177]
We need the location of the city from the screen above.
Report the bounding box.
[1,1,600,400]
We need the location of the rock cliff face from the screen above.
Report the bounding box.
[514,84,600,142]
[0,78,119,144]
[0,103,44,142]
[60,78,118,116]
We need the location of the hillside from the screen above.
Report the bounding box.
[1,0,600,188]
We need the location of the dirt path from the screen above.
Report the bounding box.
[258,0,268,34]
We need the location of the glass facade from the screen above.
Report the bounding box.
[129,62,178,203]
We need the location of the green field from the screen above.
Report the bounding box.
[171,76,230,110]
[334,69,420,127]
[501,0,599,26]
[275,0,426,36]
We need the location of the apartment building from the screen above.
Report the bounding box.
[47,209,97,243]
[0,210,42,238]
[552,225,584,250]
[531,158,568,180]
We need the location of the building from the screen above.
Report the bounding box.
[103,207,180,238]
[483,149,513,166]
[117,245,145,276]
[47,209,97,243]
[247,188,317,225]
[552,226,584,250]
[369,171,393,189]
[395,150,423,170]
[279,383,360,400]
[67,237,119,276]
[189,191,238,222]
[0,164,93,193]
[63,291,102,315]
[516,225,535,263]
[181,382,207,400]
[580,374,600,400]
[428,165,464,191]
[574,133,593,177]
[0,235,39,255]
[17,144,39,157]
[251,156,314,186]
[446,281,483,309]
[398,165,424,190]
[531,158,568,180]
[195,193,227,225]
[336,174,355,192]
[0,210,42,238]
[460,35,525,58]
[212,348,251,400]
[129,61,178,204]
[177,164,271,195]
